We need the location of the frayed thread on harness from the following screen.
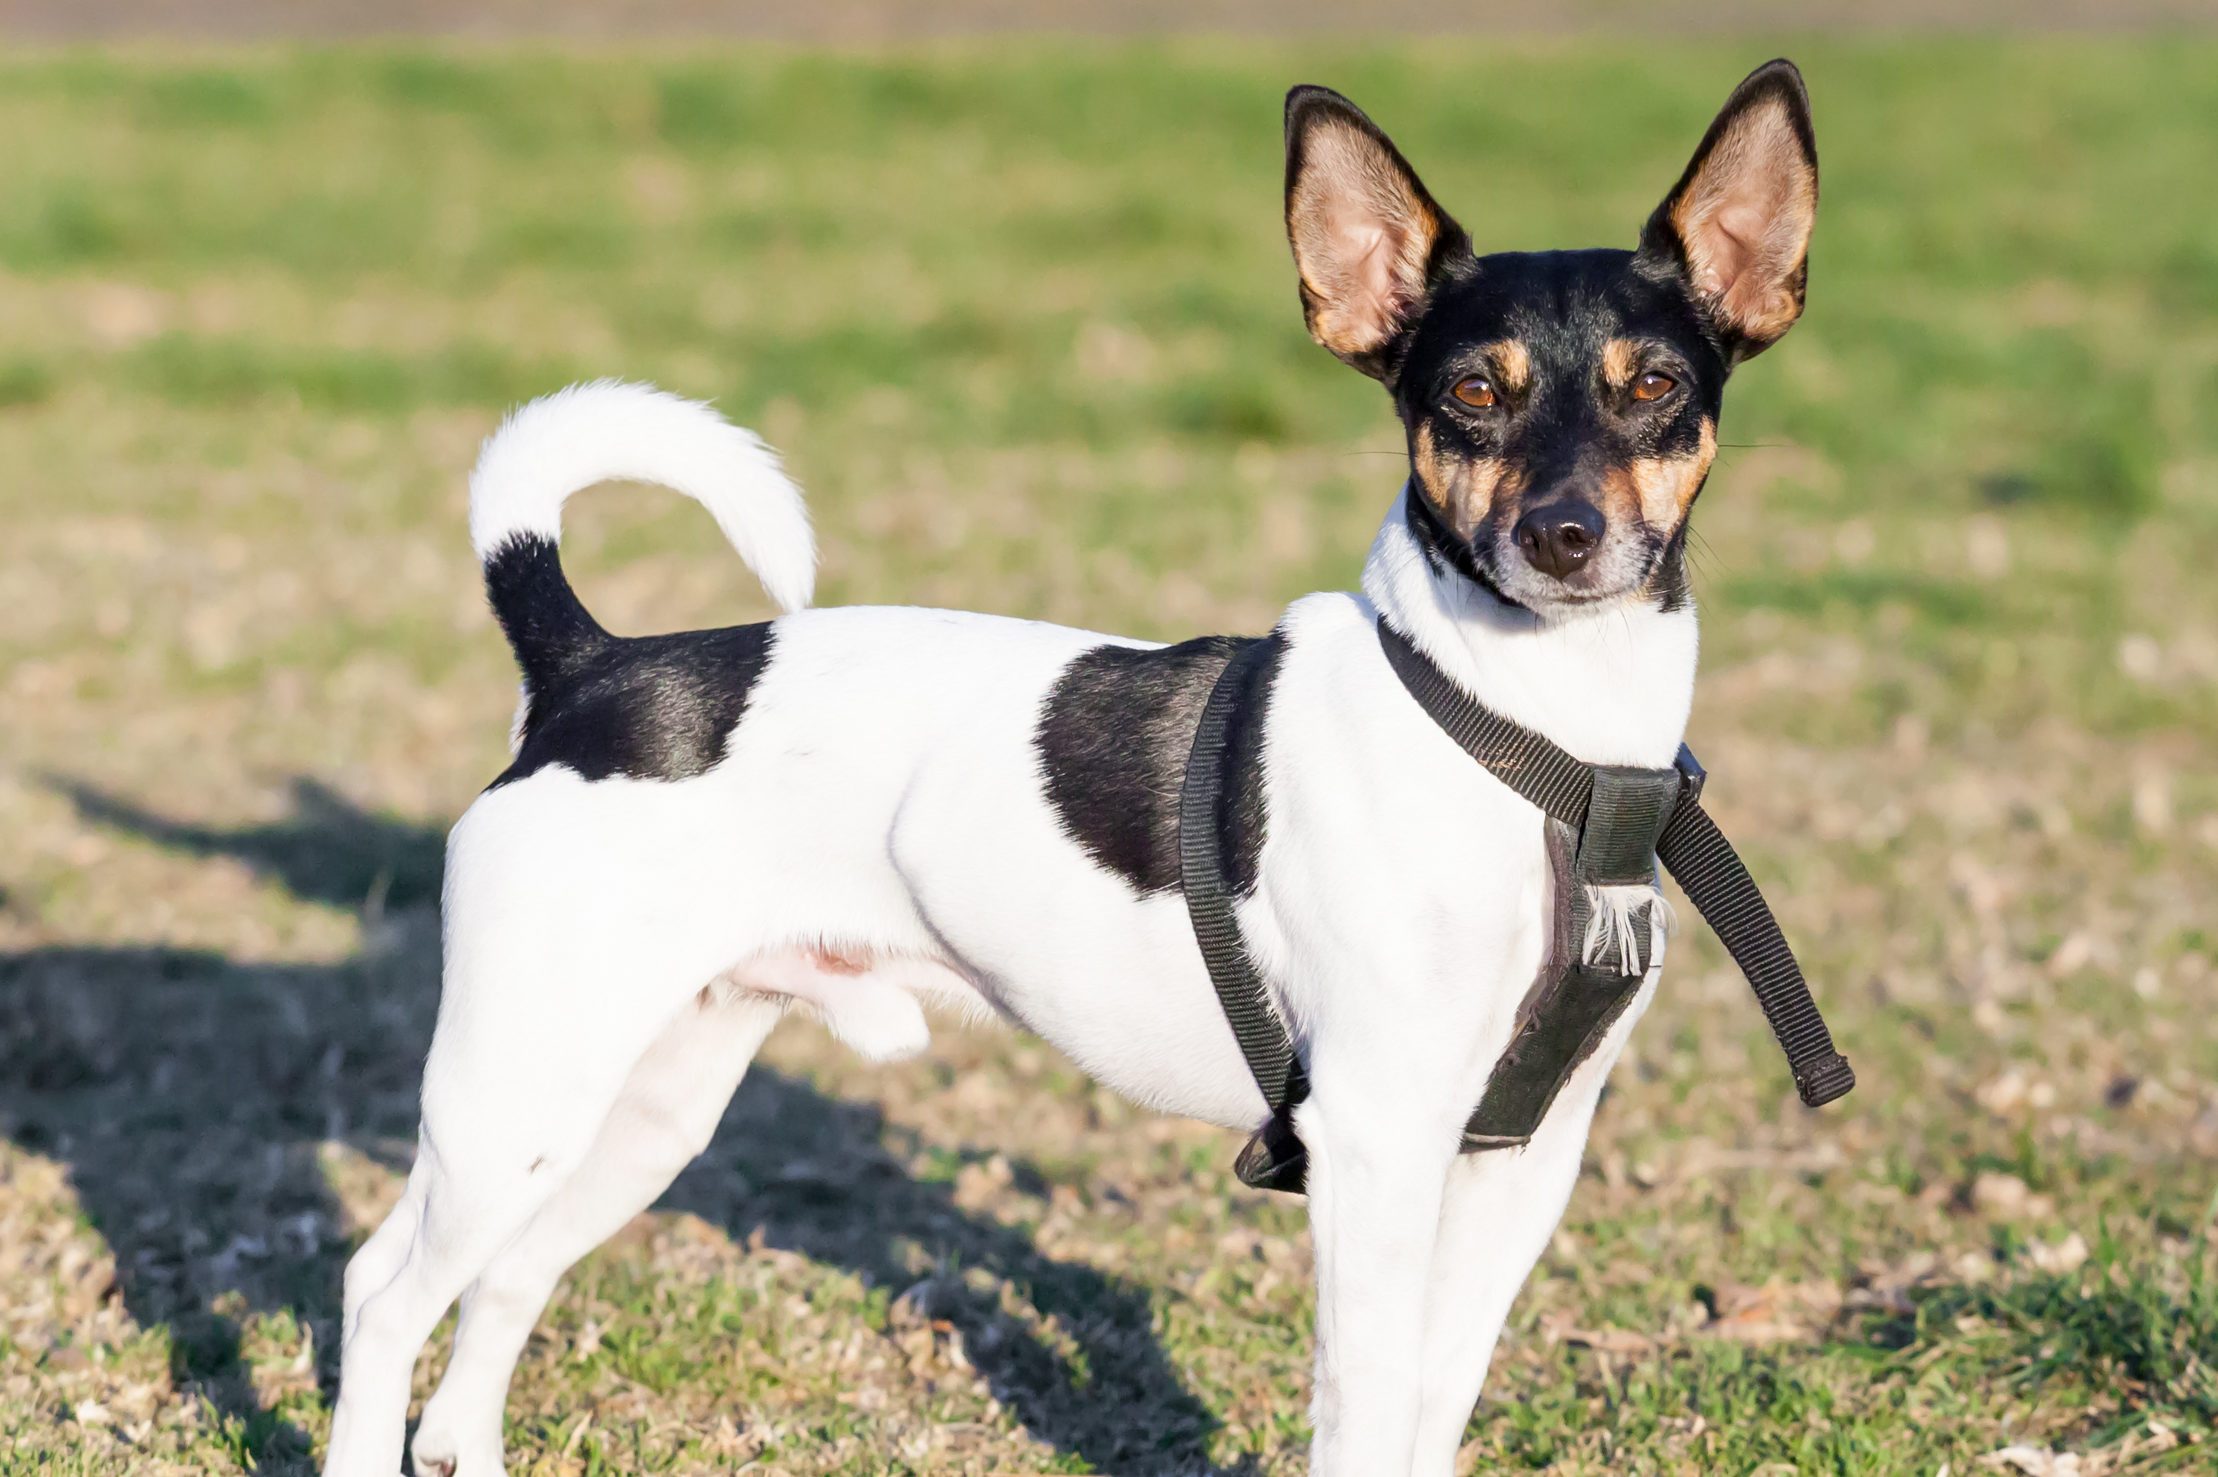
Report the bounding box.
[1581,884,1675,977]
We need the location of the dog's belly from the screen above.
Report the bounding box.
[874,644,1272,1128]
[698,606,1270,1128]
[901,870,1271,1130]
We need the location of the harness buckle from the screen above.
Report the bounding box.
[1674,742,1707,804]
[1233,1109,1310,1194]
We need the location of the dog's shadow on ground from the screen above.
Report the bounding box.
[0,778,1252,1475]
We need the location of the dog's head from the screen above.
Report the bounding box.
[1285,61,1818,612]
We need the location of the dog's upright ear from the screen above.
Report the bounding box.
[1284,86,1470,383]
[1638,59,1819,364]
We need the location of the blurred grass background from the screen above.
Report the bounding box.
[0,25,2215,1477]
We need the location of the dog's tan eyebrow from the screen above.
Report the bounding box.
[1485,340,1533,392]
[1601,338,1638,389]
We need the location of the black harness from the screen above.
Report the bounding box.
[1180,619,1855,1195]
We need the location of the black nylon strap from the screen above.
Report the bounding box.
[1178,619,1852,1198]
[1377,621,1854,1108]
[1180,640,1306,1113]
[1376,622,1595,821]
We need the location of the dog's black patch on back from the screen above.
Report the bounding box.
[1036,633,1283,897]
[488,621,776,790]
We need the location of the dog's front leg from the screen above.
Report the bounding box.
[1403,1073,1611,1471]
[1404,980,1654,1474]
[1299,1070,1462,1475]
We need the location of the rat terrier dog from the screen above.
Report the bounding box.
[324,59,1822,1477]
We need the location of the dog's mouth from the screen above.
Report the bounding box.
[1472,523,1674,613]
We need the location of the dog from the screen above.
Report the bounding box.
[322,58,1821,1477]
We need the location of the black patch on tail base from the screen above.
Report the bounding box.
[1034,632,1283,897]
[483,535,776,790]
[484,534,609,694]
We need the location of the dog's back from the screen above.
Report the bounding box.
[450,386,1283,1123]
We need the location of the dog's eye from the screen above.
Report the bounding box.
[1451,376,1498,410]
[1632,371,1678,403]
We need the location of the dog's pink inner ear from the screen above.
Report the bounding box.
[1669,96,1817,352]
[1289,119,1450,364]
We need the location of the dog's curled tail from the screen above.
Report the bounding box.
[470,380,815,689]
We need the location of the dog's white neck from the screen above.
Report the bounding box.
[1361,483,1699,769]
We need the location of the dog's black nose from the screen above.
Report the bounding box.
[1513,503,1605,580]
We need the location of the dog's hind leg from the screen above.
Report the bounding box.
[324,906,717,1477]
[327,1092,611,1477]
[408,993,783,1477]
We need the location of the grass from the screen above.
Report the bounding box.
[0,35,2215,1476]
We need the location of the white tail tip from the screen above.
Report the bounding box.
[468,380,816,614]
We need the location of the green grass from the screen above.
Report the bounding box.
[0,37,2214,1477]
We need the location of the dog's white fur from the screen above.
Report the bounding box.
[322,383,1694,1477]
[467,379,815,610]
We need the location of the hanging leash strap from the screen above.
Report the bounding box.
[1178,619,1854,1196]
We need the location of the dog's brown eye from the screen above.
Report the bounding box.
[1452,376,1498,409]
[1632,371,1677,403]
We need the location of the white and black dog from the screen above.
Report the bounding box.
[325,60,1822,1477]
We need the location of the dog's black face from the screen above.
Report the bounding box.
[1284,62,1819,612]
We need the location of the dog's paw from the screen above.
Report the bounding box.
[410,1412,504,1477]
